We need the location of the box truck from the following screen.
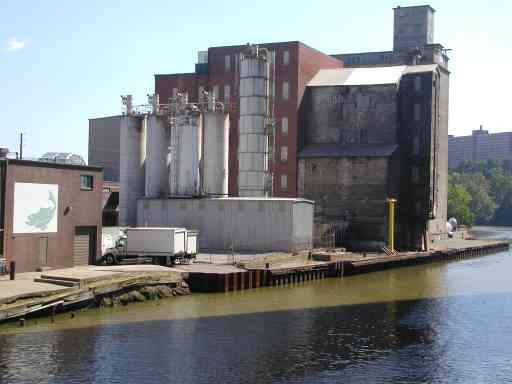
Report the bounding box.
[102,227,197,265]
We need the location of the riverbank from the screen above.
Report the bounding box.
[0,238,508,324]
[0,265,188,323]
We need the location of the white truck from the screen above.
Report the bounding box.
[102,227,198,266]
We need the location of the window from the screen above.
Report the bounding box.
[411,166,420,182]
[213,85,219,99]
[224,85,230,104]
[80,175,93,190]
[283,50,289,65]
[414,76,421,92]
[414,103,421,121]
[197,51,208,64]
[281,117,288,136]
[360,129,368,144]
[280,174,288,191]
[280,146,288,162]
[413,137,420,155]
[282,81,289,100]
[225,54,231,72]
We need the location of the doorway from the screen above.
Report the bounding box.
[73,226,97,266]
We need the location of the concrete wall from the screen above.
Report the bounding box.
[119,116,145,226]
[2,161,102,272]
[393,6,434,51]
[397,69,449,248]
[302,85,398,146]
[298,156,391,250]
[429,68,449,239]
[88,116,121,181]
[137,198,314,252]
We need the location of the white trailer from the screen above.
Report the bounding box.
[102,227,196,265]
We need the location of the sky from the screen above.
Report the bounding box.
[1,0,511,160]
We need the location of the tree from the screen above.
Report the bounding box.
[447,184,474,225]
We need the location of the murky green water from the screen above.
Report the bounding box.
[0,228,511,383]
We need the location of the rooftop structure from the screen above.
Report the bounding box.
[332,5,449,69]
[39,152,86,166]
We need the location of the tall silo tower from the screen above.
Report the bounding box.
[238,45,274,197]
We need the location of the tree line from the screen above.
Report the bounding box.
[448,159,512,226]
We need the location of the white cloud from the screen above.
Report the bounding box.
[5,37,26,51]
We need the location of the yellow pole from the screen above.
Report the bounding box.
[387,198,397,252]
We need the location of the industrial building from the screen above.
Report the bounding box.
[449,126,512,169]
[298,4,449,250]
[0,159,103,273]
[89,4,448,252]
[298,64,448,250]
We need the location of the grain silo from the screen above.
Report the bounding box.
[238,45,273,197]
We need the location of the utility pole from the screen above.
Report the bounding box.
[19,132,23,160]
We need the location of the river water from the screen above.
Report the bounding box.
[0,227,511,383]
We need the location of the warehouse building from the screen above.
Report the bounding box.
[0,160,103,273]
[298,64,448,250]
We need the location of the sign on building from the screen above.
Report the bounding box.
[13,183,59,233]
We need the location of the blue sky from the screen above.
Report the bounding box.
[1,0,511,160]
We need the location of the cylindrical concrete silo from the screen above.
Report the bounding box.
[145,114,168,198]
[238,46,270,197]
[169,110,203,196]
[203,111,229,195]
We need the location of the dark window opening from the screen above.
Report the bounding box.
[80,175,94,191]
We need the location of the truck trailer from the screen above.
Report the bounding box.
[102,227,197,265]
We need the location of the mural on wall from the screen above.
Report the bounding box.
[13,183,58,233]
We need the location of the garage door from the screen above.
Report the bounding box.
[73,234,90,266]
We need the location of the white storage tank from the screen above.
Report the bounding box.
[203,112,229,195]
[238,46,271,197]
[119,115,146,226]
[169,110,203,196]
[145,115,169,198]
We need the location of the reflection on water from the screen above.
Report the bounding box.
[0,227,511,383]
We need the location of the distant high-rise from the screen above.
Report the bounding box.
[449,126,512,168]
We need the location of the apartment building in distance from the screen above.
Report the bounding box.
[449,126,512,168]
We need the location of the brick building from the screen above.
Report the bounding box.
[155,42,343,197]
[0,160,103,272]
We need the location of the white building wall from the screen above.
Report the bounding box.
[137,198,314,252]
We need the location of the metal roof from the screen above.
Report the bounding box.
[298,143,398,158]
[308,64,437,87]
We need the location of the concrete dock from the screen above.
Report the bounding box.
[0,265,184,322]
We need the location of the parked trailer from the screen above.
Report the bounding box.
[102,227,196,265]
